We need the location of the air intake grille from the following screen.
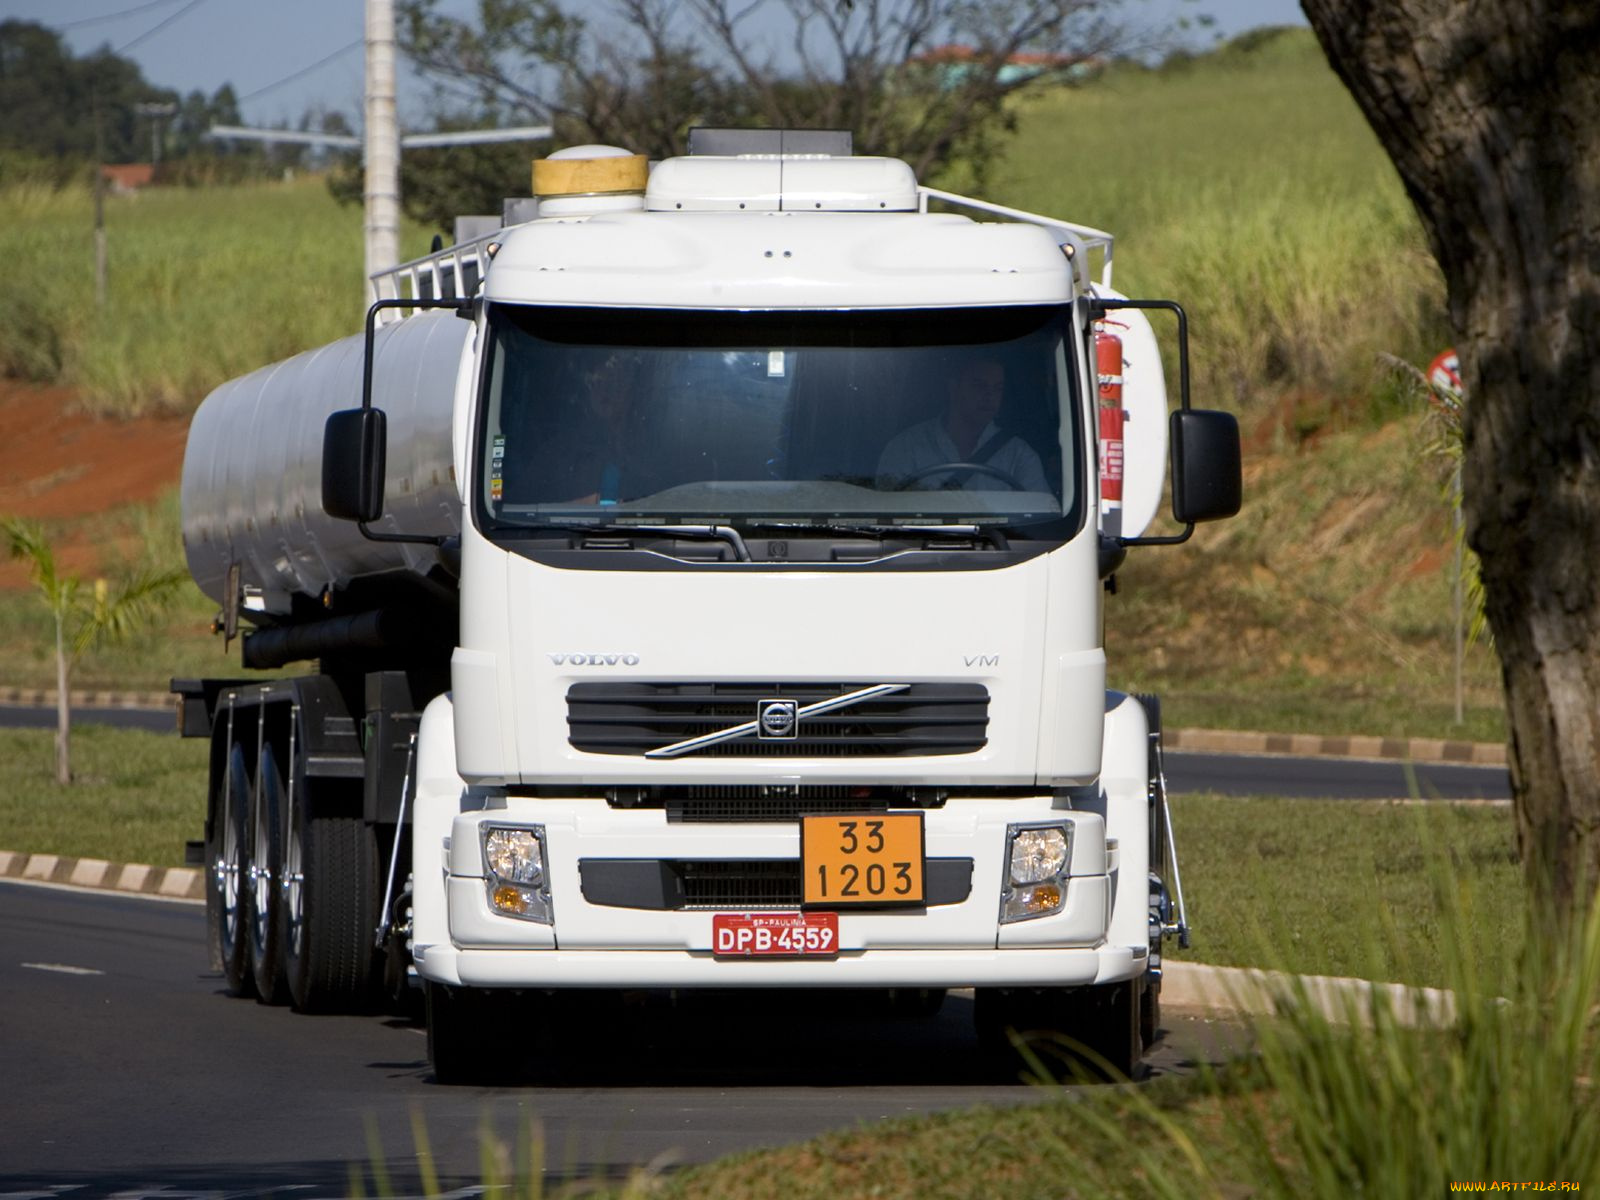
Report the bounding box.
[567,682,988,758]
[667,795,890,823]
[680,860,802,908]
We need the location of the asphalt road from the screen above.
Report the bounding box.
[1164,748,1510,801]
[0,703,1513,800]
[0,881,1237,1196]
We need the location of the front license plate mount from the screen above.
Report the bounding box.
[712,911,839,958]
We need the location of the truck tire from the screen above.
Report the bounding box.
[1067,979,1142,1080]
[283,796,379,1013]
[974,981,1142,1081]
[426,982,523,1085]
[1133,691,1165,1049]
[247,749,288,1004]
[210,744,255,998]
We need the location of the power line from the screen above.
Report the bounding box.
[238,38,363,104]
[117,0,209,53]
[58,0,187,31]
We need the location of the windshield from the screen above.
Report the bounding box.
[476,304,1080,533]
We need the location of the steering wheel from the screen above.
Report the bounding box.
[894,461,1025,491]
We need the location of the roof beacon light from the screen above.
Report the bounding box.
[532,144,648,217]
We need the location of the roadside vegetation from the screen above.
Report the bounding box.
[0,174,431,416]
[0,29,1500,742]
[0,726,206,866]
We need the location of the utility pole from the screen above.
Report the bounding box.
[93,100,107,310]
[135,101,178,166]
[365,0,400,309]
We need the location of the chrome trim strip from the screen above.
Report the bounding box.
[642,683,911,760]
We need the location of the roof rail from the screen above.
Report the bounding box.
[369,229,501,325]
[369,185,1117,320]
[918,186,1114,292]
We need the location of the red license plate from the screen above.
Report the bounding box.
[712,911,839,958]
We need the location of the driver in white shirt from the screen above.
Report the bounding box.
[874,358,1050,493]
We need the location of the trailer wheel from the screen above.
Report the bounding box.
[1134,691,1165,1049]
[210,744,255,998]
[283,792,379,1013]
[247,749,288,1004]
[426,982,523,1085]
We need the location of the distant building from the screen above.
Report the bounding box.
[101,163,155,194]
[909,43,1102,87]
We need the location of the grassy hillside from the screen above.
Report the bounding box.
[992,30,1500,740]
[991,28,1449,418]
[0,174,432,416]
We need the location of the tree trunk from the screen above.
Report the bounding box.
[54,610,71,786]
[1299,1,1600,914]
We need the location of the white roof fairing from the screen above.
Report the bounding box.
[481,210,1075,310]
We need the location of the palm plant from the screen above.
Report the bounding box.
[2,515,186,784]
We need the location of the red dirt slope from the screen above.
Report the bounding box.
[0,382,187,586]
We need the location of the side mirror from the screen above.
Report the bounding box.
[1170,409,1241,524]
[322,407,387,523]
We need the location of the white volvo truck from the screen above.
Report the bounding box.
[174,129,1240,1083]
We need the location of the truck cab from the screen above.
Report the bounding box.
[181,131,1239,1085]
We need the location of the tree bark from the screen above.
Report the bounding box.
[1299,1,1600,912]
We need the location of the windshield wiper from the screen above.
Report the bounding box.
[497,520,751,561]
[739,520,1010,551]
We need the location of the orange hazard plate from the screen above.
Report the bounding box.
[801,813,925,906]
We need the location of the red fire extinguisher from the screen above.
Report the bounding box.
[1095,325,1125,507]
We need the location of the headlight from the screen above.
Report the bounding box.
[481,825,551,923]
[484,828,543,885]
[1009,827,1069,884]
[1001,823,1072,923]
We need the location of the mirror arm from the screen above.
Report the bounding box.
[1122,523,1194,548]
[356,296,475,548]
[1088,298,1190,412]
[1089,298,1196,548]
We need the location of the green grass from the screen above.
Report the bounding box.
[990,28,1449,419]
[0,175,433,416]
[1167,794,1520,990]
[0,727,206,866]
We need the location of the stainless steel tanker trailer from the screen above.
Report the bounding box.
[173,132,1239,1082]
[177,308,472,1008]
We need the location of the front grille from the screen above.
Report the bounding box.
[567,682,989,758]
[668,795,890,823]
[680,860,801,908]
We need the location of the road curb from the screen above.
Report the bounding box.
[1164,726,1506,766]
[0,686,1508,767]
[0,686,175,711]
[1161,959,1454,1027]
[0,848,204,901]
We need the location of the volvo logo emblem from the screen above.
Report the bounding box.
[757,699,799,739]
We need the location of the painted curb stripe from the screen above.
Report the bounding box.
[0,850,203,901]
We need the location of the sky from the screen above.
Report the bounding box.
[3,0,1309,132]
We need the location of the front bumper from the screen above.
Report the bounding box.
[413,795,1137,990]
[416,941,1141,988]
